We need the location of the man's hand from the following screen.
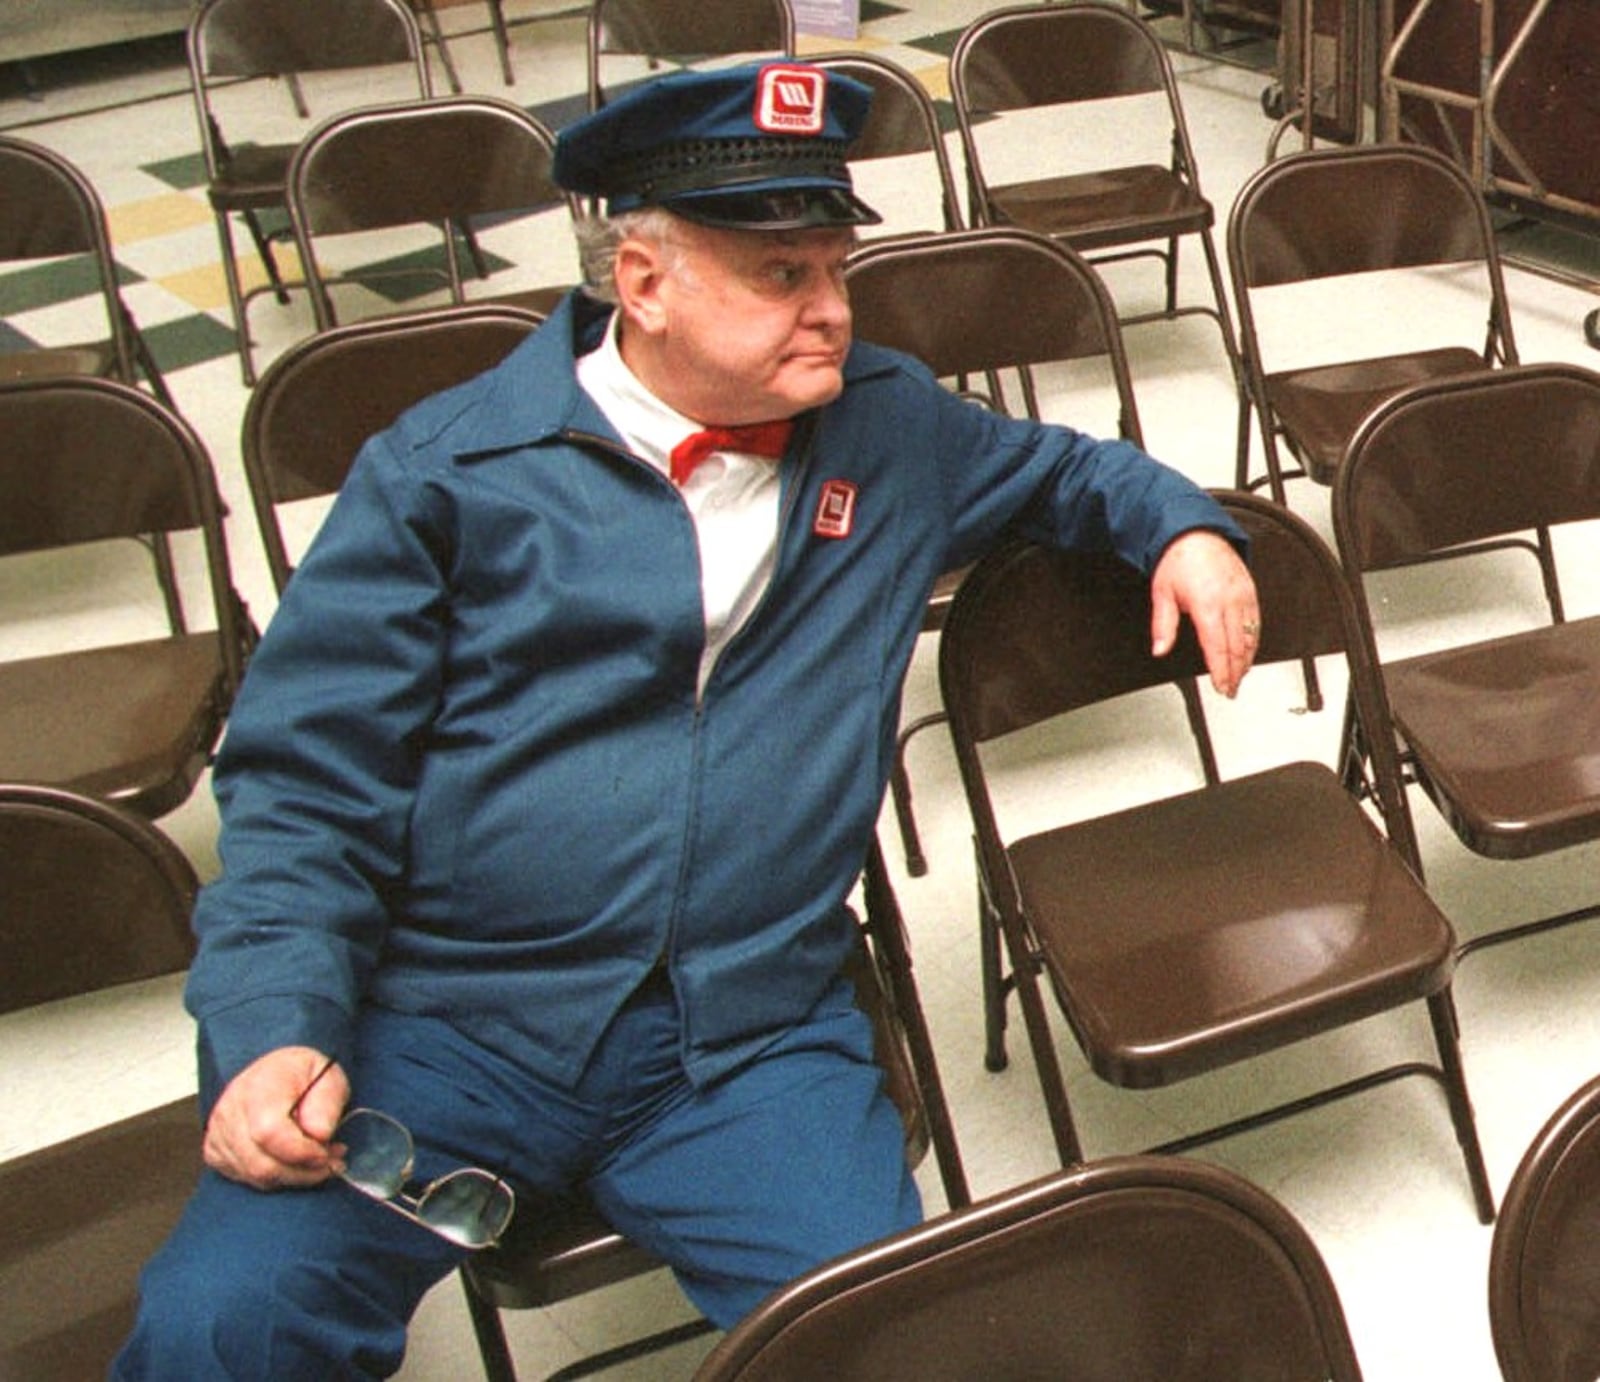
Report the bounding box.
[202,1046,349,1191]
[1149,529,1261,699]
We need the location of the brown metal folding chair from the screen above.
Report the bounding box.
[287,95,580,333]
[0,376,250,820]
[808,52,963,240]
[1227,140,1518,504]
[242,301,546,594]
[1490,1073,1600,1382]
[697,1154,1364,1381]
[0,784,201,1381]
[950,2,1242,388]
[1332,362,1600,959]
[586,0,794,111]
[939,489,1493,1220]
[186,0,432,383]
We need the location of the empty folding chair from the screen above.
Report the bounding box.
[0,783,201,1381]
[0,376,250,819]
[186,0,432,383]
[940,488,1493,1218]
[587,0,795,111]
[1333,363,1600,958]
[950,2,1242,386]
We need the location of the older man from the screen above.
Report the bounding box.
[116,62,1257,1377]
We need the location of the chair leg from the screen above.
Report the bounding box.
[1177,678,1219,786]
[1426,990,1496,1223]
[890,711,946,877]
[413,0,464,93]
[461,1271,521,1382]
[487,0,515,84]
[976,841,1009,1073]
[210,211,257,387]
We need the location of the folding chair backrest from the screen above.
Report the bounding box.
[587,0,795,108]
[696,1154,1363,1381]
[190,0,424,81]
[0,377,218,558]
[288,95,574,329]
[0,784,197,1015]
[845,227,1136,431]
[242,303,545,591]
[1490,1074,1600,1382]
[953,0,1170,114]
[1230,141,1504,289]
[0,135,137,382]
[809,53,963,234]
[943,492,1354,739]
[1335,363,1600,572]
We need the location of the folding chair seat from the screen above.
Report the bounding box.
[0,376,249,820]
[1227,141,1518,504]
[940,489,1493,1219]
[949,2,1242,385]
[186,0,432,384]
[242,302,546,593]
[1490,1073,1600,1382]
[586,0,795,111]
[697,1154,1364,1381]
[808,53,963,240]
[0,134,173,409]
[287,96,581,335]
[844,226,1217,889]
[459,841,969,1382]
[0,784,201,1381]
[1332,363,1600,958]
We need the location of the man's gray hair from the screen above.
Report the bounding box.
[576,207,683,304]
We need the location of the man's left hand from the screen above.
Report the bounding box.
[1149,530,1260,699]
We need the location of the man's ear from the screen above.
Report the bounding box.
[613,235,669,337]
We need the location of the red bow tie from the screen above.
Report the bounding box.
[669,420,794,487]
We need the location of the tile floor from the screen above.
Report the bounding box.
[7,1,1600,1377]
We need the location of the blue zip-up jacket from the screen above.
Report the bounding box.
[186,292,1243,1094]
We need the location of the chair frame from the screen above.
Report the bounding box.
[1227,139,1520,504]
[1332,362,1600,959]
[0,783,200,1380]
[243,302,547,594]
[698,1154,1365,1381]
[949,0,1243,386]
[0,375,251,819]
[939,489,1493,1220]
[843,226,1218,897]
[286,94,578,333]
[1490,1074,1600,1382]
[186,0,432,384]
[458,838,970,1382]
[586,0,796,111]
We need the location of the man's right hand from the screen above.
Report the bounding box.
[202,1046,350,1190]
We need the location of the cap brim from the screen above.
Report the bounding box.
[661,184,882,231]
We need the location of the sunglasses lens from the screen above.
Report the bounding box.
[415,1169,515,1248]
[336,1109,414,1198]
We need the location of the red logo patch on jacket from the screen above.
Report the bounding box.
[814,479,857,539]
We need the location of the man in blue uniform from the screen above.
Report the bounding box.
[116,62,1259,1377]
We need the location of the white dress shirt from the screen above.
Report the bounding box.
[577,314,784,694]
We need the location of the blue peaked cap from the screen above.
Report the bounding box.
[553,62,881,229]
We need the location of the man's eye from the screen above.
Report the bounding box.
[767,264,803,288]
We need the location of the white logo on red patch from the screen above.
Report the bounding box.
[754,65,827,136]
[814,479,858,539]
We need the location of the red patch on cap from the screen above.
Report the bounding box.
[754,65,827,137]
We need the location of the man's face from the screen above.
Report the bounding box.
[622,219,856,426]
